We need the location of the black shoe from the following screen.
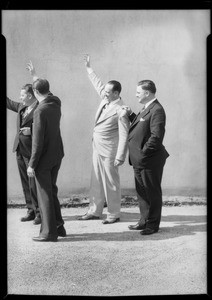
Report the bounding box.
[32,236,57,242]
[33,216,41,225]
[102,218,120,224]
[20,213,35,222]
[128,223,146,230]
[77,214,100,220]
[140,228,158,235]
[57,225,66,237]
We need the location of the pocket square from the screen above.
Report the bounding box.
[140,117,145,122]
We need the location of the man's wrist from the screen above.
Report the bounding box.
[86,67,93,75]
[32,75,39,82]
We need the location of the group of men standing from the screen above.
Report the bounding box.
[7,55,169,241]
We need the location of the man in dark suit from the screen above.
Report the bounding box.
[26,61,66,242]
[7,85,41,224]
[123,80,169,235]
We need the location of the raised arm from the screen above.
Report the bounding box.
[26,61,53,97]
[84,54,105,100]
[26,60,39,82]
[26,60,40,178]
[6,97,21,112]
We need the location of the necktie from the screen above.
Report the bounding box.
[133,105,145,124]
[22,108,29,119]
[100,103,109,116]
[141,105,146,112]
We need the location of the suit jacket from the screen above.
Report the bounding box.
[89,72,129,161]
[28,94,64,170]
[7,97,39,158]
[128,99,169,168]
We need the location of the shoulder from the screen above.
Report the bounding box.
[34,105,46,118]
[152,100,165,113]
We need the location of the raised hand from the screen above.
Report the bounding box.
[26,60,36,76]
[26,60,39,81]
[84,54,91,68]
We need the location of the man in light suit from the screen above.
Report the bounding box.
[7,85,41,224]
[26,61,66,241]
[124,80,169,235]
[78,54,129,224]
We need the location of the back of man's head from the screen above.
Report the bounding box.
[32,78,50,95]
[108,80,122,94]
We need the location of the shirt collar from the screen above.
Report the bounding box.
[107,97,121,106]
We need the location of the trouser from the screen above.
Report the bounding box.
[133,159,166,230]
[16,150,40,217]
[34,161,64,239]
[88,147,121,219]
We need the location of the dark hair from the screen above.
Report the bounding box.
[107,80,122,94]
[22,84,35,97]
[32,78,50,95]
[138,80,156,94]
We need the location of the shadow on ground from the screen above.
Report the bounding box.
[59,213,206,242]
[62,212,140,222]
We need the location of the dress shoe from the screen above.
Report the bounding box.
[128,223,146,230]
[32,236,57,242]
[140,228,158,235]
[33,216,41,225]
[102,218,120,224]
[20,213,35,222]
[57,225,66,237]
[77,214,99,220]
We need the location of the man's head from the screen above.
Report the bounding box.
[32,78,50,101]
[20,84,36,106]
[105,80,122,102]
[136,80,156,105]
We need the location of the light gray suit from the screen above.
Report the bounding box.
[87,71,129,219]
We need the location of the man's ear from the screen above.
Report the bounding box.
[33,89,39,96]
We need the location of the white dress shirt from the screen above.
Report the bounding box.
[143,98,157,110]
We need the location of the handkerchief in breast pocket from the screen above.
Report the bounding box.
[140,117,145,122]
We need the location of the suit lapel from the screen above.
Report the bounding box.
[97,104,117,124]
[19,105,27,127]
[95,100,108,123]
[140,99,158,117]
[95,99,122,125]
[129,100,158,131]
[21,102,38,126]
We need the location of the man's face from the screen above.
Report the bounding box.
[19,89,32,106]
[105,84,118,102]
[136,85,148,104]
